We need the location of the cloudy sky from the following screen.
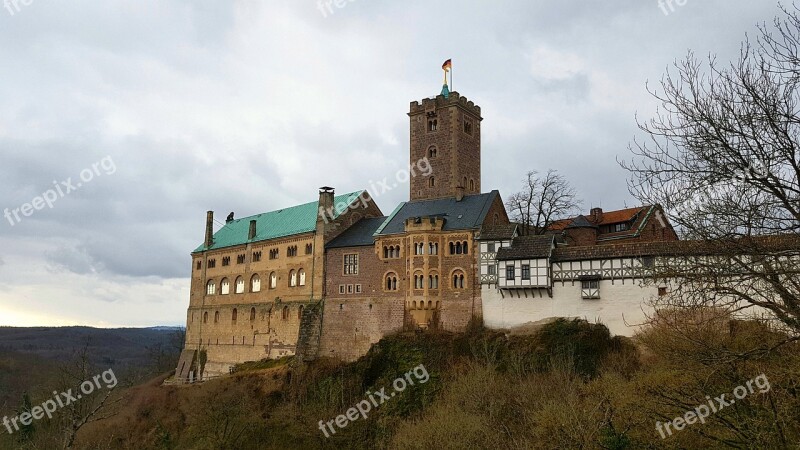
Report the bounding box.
[0,0,782,327]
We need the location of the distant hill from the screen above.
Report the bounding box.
[0,326,184,414]
[0,326,183,368]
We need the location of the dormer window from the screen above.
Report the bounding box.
[614,223,629,232]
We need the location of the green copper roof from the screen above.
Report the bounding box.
[194,190,365,253]
[440,83,450,98]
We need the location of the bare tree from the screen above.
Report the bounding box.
[505,170,581,236]
[56,342,122,449]
[621,5,800,333]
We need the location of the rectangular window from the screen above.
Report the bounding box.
[614,223,629,232]
[222,256,230,266]
[658,287,668,297]
[208,259,216,268]
[196,261,201,270]
[347,284,354,294]
[506,265,515,281]
[355,284,362,294]
[581,279,601,299]
[237,254,246,264]
[339,285,345,294]
[488,265,496,276]
[521,264,530,280]
[582,280,599,289]
[487,243,496,253]
[252,251,262,262]
[344,254,359,275]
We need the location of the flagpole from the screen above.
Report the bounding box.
[450,60,453,92]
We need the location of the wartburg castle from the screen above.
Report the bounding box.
[176,81,682,379]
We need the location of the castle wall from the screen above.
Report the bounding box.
[482,280,660,337]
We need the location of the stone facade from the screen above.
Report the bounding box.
[409,92,482,201]
[180,190,383,378]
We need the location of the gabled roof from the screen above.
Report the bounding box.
[496,235,556,260]
[565,215,597,229]
[478,223,518,240]
[326,217,387,249]
[375,191,500,236]
[194,190,365,253]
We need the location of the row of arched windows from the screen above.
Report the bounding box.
[386,270,465,291]
[383,245,401,259]
[413,273,440,289]
[413,242,440,255]
[200,305,304,324]
[449,241,469,255]
[206,269,306,295]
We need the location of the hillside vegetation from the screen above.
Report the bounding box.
[4,317,799,449]
[0,318,800,449]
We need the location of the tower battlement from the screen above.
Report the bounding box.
[409,91,482,117]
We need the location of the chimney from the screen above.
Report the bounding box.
[205,211,214,248]
[455,186,465,202]
[318,186,335,221]
[248,220,257,240]
[590,207,603,223]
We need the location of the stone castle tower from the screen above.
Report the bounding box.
[408,89,483,201]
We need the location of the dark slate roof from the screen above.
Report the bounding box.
[565,215,597,229]
[496,235,556,260]
[376,191,500,236]
[326,217,387,249]
[478,223,518,240]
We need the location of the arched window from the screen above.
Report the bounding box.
[203,311,208,323]
[429,177,435,188]
[385,273,398,291]
[383,246,389,258]
[463,177,467,188]
[251,274,261,292]
[428,301,433,309]
[455,242,462,254]
[298,305,304,320]
[250,307,256,321]
[452,270,465,289]
[269,271,277,289]
[232,308,238,324]
[449,242,455,255]
[414,272,423,289]
[206,280,216,295]
[298,269,306,286]
[429,274,439,289]
[282,306,290,320]
[428,146,437,158]
[470,179,475,191]
[463,241,468,254]
[214,311,220,323]
[235,276,244,294]
[220,278,230,295]
[289,270,297,287]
